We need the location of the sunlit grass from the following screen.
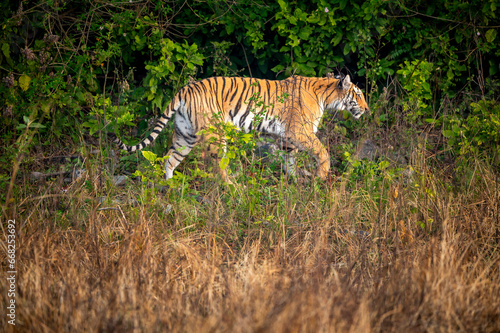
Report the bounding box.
[3,140,500,332]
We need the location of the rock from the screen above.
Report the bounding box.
[356,139,380,160]
[356,138,408,165]
[113,175,128,186]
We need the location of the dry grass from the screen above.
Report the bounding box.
[2,145,500,333]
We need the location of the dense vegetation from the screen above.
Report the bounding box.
[1,0,500,332]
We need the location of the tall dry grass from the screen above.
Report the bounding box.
[2,141,500,332]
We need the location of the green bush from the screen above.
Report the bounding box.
[445,99,500,166]
[1,0,499,191]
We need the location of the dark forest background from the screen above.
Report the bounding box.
[1,0,499,181]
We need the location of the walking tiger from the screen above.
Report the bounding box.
[109,75,369,183]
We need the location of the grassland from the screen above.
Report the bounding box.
[2,108,500,333]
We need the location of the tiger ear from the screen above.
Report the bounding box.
[342,75,351,90]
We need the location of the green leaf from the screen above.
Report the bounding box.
[219,156,229,170]
[272,64,285,73]
[307,15,320,24]
[41,101,52,113]
[444,130,454,138]
[2,43,13,66]
[343,43,351,55]
[153,93,163,109]
[485,29,497,43]
[277,0,287,11]
[241,133,253,143]
[1,43,9,58]
[422,82,431,93]
[30,122,46,129]
[447,69,454,80]
[491,114,500,126]
[332,32,343,46]
[19,74,31,91]
[142,150,157,163]
[298,26,313,40]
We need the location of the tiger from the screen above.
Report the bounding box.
[108,75,369,183]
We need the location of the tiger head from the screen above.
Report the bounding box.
[325,75,370,119]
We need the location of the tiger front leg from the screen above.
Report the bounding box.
[314,144,330,180]
[288,132,330,180]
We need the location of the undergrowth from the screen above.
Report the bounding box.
[2,108,500,332]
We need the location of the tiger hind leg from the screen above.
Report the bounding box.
[164,130,197,180]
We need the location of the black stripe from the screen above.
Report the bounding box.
[172,154,183,162]
[211,78,224,112]
[229,79,242,103]
[224,77,234,101]
[324,88,337,104]
[233,80,251,120]
[174,125,196,145]
[239,81,261,128]
[220,77,227,108]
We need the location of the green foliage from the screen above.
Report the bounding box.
[199,112,255,174]
[144,39,204,110]
[397,59,434,119]
[83,95,136,135]
[133,150,211,195]
[274,0,392,78]
[342,146,394,189]
[445,99,500,165]
[1,0,500,187]
[208,41,240,77]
